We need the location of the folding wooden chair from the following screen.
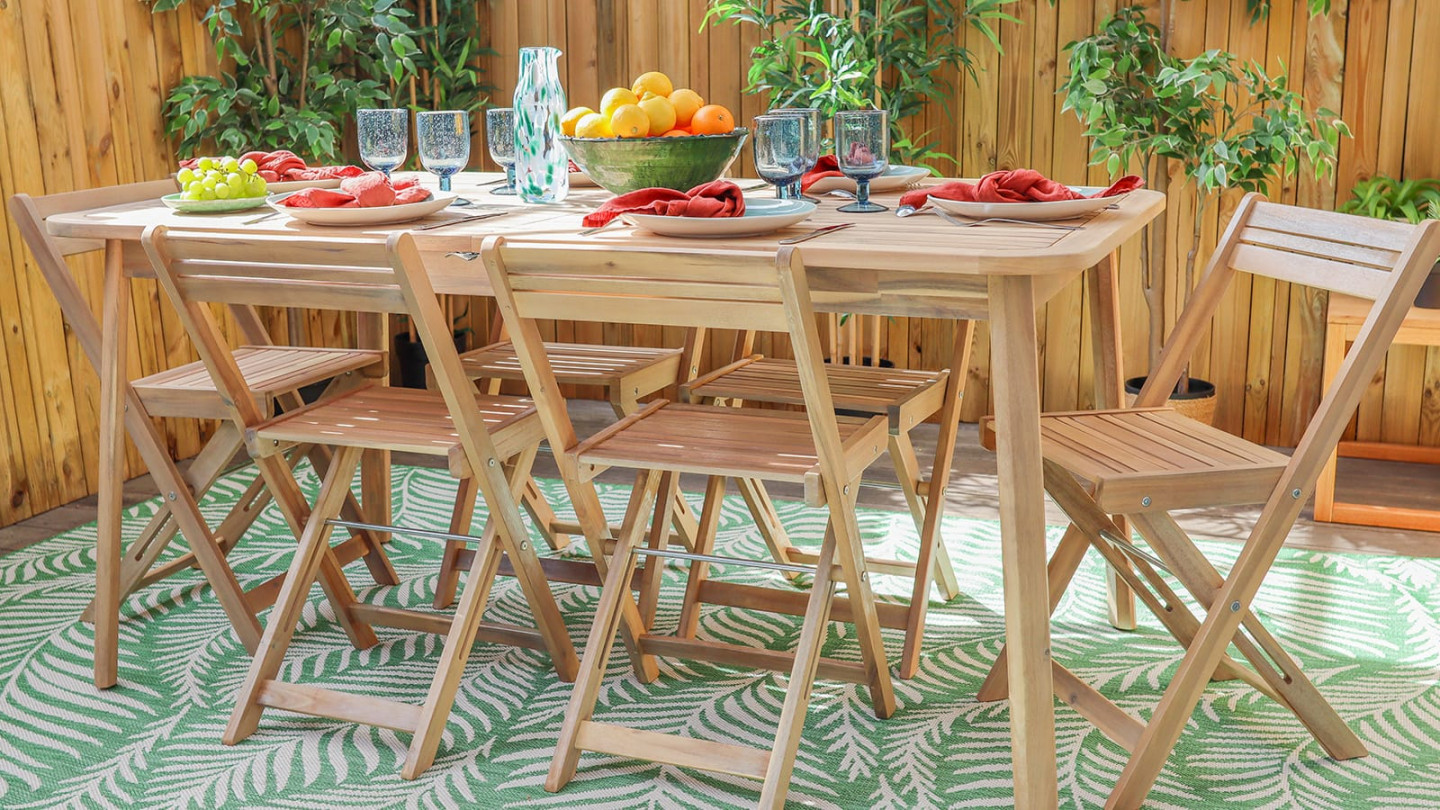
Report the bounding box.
[483,236,897,808]
[143,226,580,779]
[10,184,395,689]
[977,194,1440,808]
[431,312,700,609]
[685,312,972,678]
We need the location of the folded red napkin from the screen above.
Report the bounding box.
[581,179,746,228]
[800,155,843,192]
[900,169,1142,209]
[280,172,430,209]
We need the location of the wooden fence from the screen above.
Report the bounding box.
[2,0,1438,527]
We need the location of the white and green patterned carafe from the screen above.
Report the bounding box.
[512,46,569,204]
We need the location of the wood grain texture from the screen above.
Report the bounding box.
[8,0,1440,526]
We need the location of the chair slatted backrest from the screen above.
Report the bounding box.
[481,235,855,500]
[1134,192,1440,532]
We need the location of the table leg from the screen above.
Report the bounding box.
[989,274,1058,809]
[1088,252,1137,631]
[94,240,128,689]
[357,313,392,540]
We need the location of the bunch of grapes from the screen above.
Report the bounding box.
[177,157,268,201]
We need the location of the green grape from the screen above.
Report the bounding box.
[198,157,214,172]
[177,168,195,184]
[240,158,258,175]
[201,175,218,189]
[226,173,245,192]
[214,184,232,199]
[182,189,203,201]
[222,157,240,173]
[246,177,267,197]
[198,187,217,201]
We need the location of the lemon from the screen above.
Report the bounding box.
[632,71,674,99]
[609,104,650,138]
[638,95,677,136]
[574,112,613,139]
[561,106,596,137]
[668,88,704,127]
[600,87,640,118]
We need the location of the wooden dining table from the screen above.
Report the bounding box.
[42,171,1164,808]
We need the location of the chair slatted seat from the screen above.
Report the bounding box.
[976,193,1440,809]
[133,346,383,418]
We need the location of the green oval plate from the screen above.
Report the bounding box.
[161,193,269,214]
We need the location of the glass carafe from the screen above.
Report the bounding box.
[512,46,569,204]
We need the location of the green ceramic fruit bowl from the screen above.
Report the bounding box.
[560,128,749,194]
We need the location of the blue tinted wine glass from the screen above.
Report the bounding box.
[486,108,518,196]
[417,110,472,206]
[834,109,889,214]
[753,115,807,200]
[357,108,409,178]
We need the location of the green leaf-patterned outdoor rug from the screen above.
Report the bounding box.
[2,463,1438,809]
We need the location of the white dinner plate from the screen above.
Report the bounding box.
[266,177,344,193]
[622,198,815,238]
[929,186,1126,222]
[569,168,598,187]
[806,164,930,195]
[267,191,456,226]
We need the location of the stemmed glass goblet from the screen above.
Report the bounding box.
[485,108,518,196]
[417,110,472,206]
[768,107,823,201]
[834,109,889,214]
[752,115,807,200]
[357,108,409,178]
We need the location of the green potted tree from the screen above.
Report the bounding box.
[1063,5,1347,423]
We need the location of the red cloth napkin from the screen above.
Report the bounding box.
[900,169,1142,209]
[800,155,843,192]
[280,172,430,208]
[581,179,746,228]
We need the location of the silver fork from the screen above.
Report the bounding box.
[934,210,1080,231]
[578,218,629,236]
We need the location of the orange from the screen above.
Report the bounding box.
[689,104,735,135]
[561,106,595,137]
[609,104,650,138]
[632,71,674,99]
[600,87,639,118]
[638,95,677,136]
[668,88,703,127]
[662,128,690,137]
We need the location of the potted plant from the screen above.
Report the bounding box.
[1063,5,1347,423]
[703,0,1017,168]
[393,302,473,389]
[1340,175,1440,308]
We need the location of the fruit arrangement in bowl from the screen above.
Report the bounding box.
[559,71,747,194]
[164,156,272,213]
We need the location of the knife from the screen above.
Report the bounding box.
[411,210,514,231]
[778,223,854,245]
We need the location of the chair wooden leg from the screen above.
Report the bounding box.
[735,477,798,579]
[888,430,961,600]
[828,484,896,718]
[225,446,368,744]
[403,505,508,778]
[678,476,726,639]
[548,469,664,792]
[637,472,679,628]
[1131,512,1367,760]
[521,475,570,551]
[482,444,579,681]
[253,451,378,651]
[433,475,479,609]
[757,534,838,809]
[302,444,400,587]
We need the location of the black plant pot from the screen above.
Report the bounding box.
[1414,260,1440,309]
[394,331,469,389]
[1124,375,1217,424]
